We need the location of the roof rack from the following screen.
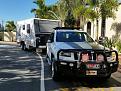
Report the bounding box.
[54,27,80,30]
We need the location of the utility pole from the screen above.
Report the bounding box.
[0,20,4,31]
[1,20,4,30]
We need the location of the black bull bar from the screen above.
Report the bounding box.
[57,49,119,72]
[57,49,118,62]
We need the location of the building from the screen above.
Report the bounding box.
[84,2,121,40]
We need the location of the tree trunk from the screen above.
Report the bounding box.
[80,16,85,30]
[61,20,65,27]
[101,17,106,37]
[96,19,99,40]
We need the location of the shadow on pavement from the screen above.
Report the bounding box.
[0,48,41,91]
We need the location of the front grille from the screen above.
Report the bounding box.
[73,50,107,62]
[74,52,78,60]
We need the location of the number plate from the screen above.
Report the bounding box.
[86,70,97,75]
[86,64,100,69]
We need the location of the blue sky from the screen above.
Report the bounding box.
[0,0,57,23]
[0,0,120,23]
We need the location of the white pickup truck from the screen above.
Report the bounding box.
[46,27,119,81]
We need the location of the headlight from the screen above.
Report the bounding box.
[107,57,113,62]
[69,63,74,67]
[103,64,107,68]
[110,63,113,67]
[96,54,104,63]
[60,52,71,57]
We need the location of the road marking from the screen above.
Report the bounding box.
[36,53,45,91]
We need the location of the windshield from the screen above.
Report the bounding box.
[56,31,94,42]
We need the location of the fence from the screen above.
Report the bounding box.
[0,32,16,42]
[0,32,4,41]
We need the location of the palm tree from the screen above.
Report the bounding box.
[55,0,69,26]
[31,0,51,19]
[99,0,119,37]
[86,0,100,39]
[56,0,86,27]
[70,0,118,39]
[71,0,98,29]
[50,0,80,27]
[5,21,16,32]
[64,0,118,37]
[5,21,16,41]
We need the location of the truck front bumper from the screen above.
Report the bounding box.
[55,61,118,78]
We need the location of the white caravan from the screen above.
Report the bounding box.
[16,18,61,52]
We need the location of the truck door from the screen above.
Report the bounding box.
[47,33,54,58]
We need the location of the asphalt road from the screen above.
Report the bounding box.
[0,45,41,91]
[0,44,121,91]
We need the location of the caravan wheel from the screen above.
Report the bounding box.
[21,42,25,50]
[21,42,27,51]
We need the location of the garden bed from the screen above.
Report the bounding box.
[118,53,121,72]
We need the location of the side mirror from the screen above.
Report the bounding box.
[98,36,105,45]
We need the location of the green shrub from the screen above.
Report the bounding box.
[0,37,2,41]
[116,40,121,53]
[104,37,117,49]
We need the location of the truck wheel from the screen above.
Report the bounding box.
[21,42,25,50]
[104,74,111,80]
[21,42,27,51]
[46,55,51,66]
[52,61,60,81]
[100,74,111,81]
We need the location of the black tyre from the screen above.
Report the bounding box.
[52,61,60,81]
[99,74,111,81]
[46,55,51,66]
[21,42,25,50]
[104,74,111,80]
[21,42,27,51]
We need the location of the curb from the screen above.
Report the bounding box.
[0,41,18,46]
[118,65,121,72]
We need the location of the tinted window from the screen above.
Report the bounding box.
[56,31,94,42]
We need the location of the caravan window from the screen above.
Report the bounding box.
[34,19,40,33]
[27,24,30,34]
[23,25,25,30]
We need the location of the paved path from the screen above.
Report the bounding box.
[0,44,41,91]
[0,41,18,46]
